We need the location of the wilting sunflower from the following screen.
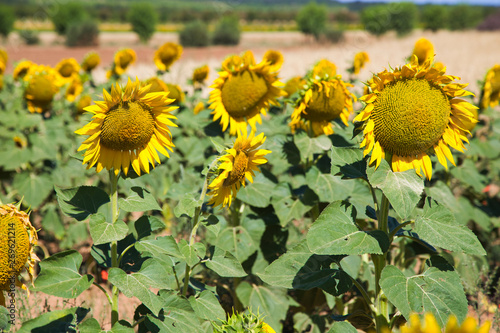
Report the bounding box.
[208,132,271,208]
[81,51,101,73]
[55,58,81,83]
[154,42,183,72]
[113,48,137,75]
[192,64,209,86]
[479,64,500,109]
[401,313,490,333]
[209,50,283,135]
[262,50,284,72]
[352,51,370,75]
[75,78,178,176]
[412,38,434,66]
[0,203,38,307]
[65,74,83,102]
[290,60,355,137]
[24,66,61,113]
[355,56,478,180]
[13,60,34,81]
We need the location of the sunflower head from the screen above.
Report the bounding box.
[144,77,169,93]
[13,136,27,149]
[352,51,370,75]
[0,49,7,64]
[13,60,34,81]
[166,83,185,104]
[0,60,5,76]
[75,78,178,176]
[76,95,92,115]
[213,308,275,333]
[354,55,478,180]
[262,50,284,72]
[154,42,183,72]
[401,313,490,333]
[312,59,337,79]
[479,64,500,110]
[24,68,60,114]
[192,64,209,85]
[65,74,83,102]
[113,48,137,75]
[55,58,81,82]
[0,204,38,297]
[209,50,284,135]
[208,131,271,208]
[412,38,434,66]
[284,76,306,98]
[81,51,100,72]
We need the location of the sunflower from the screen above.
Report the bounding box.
[0,49,7,64]
[262,50,284,72]
[0,61,5,76]
[193,101,205,115]
[55,58,81,83]
[144,77,169,93]
[76,95,92,115]
[75,78,177,176]
[192,64,209,86]
[412,38,434,66]
[81,51,100,72]
[284,76,306,98]
[0,75,3,91]
[154,42,183,72]
[65,74,83,102]
[13,136,28,149]
[209,50,283,135]
[208,131,271,208]
[355,55,478,180]
[352,51,370,75]
[24,66,61,114]
[13,60,34,81]
[166,83,185,104]
[290,60,355,137]
[113,48,137,75]
[0,203,39,307]
[479,64,500,109]
[401,313,490,333]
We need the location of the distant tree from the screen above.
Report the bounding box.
[388,2,418,36]
[127,3,157,43]
[361,5,391,36]
[421,5,449,32]
[0,5,15,38]
[296,2,328,40]
[51,2,87,36]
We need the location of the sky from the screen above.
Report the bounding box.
[336,0,500,6]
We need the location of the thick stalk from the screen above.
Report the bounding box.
[374,192,390,332]
[109,170,120,326]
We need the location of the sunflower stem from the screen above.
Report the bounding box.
[374,192,390,332]
[109,170,120,327]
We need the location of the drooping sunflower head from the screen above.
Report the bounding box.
[165,83,185,104]
[113,48,137,75]
[208,131,271,208]
[75,78,178,176]
[312,59,337,79]
[401,313,490,333]
[352,51,370,75]
[284,76,306,98]
[354,55,478,180]
[154,42,183,72]
[81,51,101,72]
[412,38,434,66]
[55,58,81,82]
[24,67,61,114]
[290,64,355,137]
[479,64,500,110]
[144,77,169,93]
[209,50,284,135]
[192,64,210,85]
[0,204,38,300]
[65,74,83,102]
[262,49,284,72]
[13,60,35,81]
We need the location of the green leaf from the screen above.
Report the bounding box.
[34,250,94,298]
[330,146,367,179]
[134,215,165,240]
[119,186,161,212]
[109,321,135,333]
[216,226,257,262]
[450,159,487,192]
[367,159,424,219]
[327,321,358,333]
[173,192,203,218]
[306,166,357,203]
[108,258,175,315]
[0,306,10,332]
[307,201,384,255]
[89,213,129,245]
[210,137,226,153]
[55,185,110,221]
[380,256,468,328]
[77,318,101,332]
[294,131,332,162]
[135,235,183,259]
[236,172,276,208]
[179,239,206,266]
[42,203,65,239]
[258,241,351,296]
[271,183,311,226]
[188,290,226,323]
[205,246,247,277]
[414,199,486,255]
[13,172,53,208]
[18,307,90,333]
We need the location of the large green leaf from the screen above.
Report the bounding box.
[34,250,94,298]
[179,239,206,266]
[258,240,351,296]
[135,235,183,259]
[42,203,65,239]
[133,215,165,240]
[380,256,468,327]
[188,290,226,323]
[18,307,90,333]
[306,166,355,203]
[330,146,367,179]
[205,246,247,277]
[173,192,203,218]
[236,173,276,208]
[415,199,486,255]
[108,258,174,315]
[367,159,424,219]
[216,226,257,262]
[119,186,161,212]
[89,213,129,245]
[327,321,358,333]
[13,172,53,208]
[55,185,110,221]
[307,201,384,255]
[0,306,10,332]
[294,131,332,162]
[450,159,487,192]
[271,183,311,226]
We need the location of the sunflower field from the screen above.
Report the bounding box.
[0,36,499,333]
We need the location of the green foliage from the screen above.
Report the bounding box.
[0,5,15,38]
[361,5,391,36]
[321,26,345,44]
[65,20,99,47]
[421,5,449,32]
[448,4,483,30]
[18,30,40,45]
[179,20,210,47]
[296,1,328,40]
[51,2,88,36]
[127,3,158,43]
[212,15,241,46]
[388,2,418,36]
